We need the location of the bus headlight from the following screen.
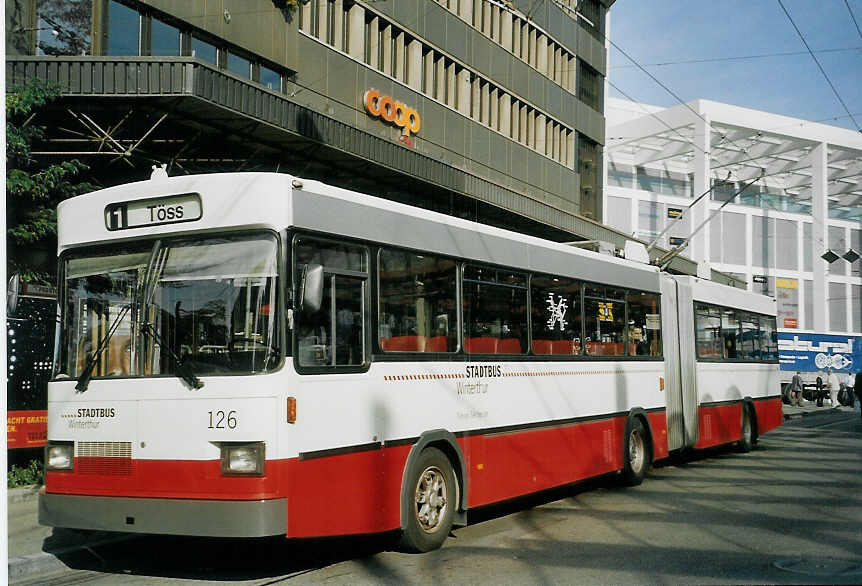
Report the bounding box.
[45,442,74,471]
[220,442,265,475]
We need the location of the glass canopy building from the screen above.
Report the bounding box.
[604,97,862,336]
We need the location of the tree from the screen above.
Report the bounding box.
[6,79,95,284]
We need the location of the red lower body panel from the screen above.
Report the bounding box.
[47,410,670,538]
[694,403,743,450]
[753,397,783,436]
[694,398,782,450]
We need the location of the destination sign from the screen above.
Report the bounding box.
[105,193,202,231]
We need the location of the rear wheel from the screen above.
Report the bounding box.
[738,405,755,453]
[398,447,455,553]
[621,417,650,486]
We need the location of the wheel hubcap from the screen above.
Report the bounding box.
[415,466,448,533]
[628,429,644,472]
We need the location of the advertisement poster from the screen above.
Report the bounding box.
[777,332,861,374]
[776,278,799,329]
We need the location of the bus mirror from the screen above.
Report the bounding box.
[7,273,20,316]
[299,263,323,313]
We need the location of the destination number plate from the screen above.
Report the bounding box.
[105,193,202,231]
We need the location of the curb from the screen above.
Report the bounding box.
[783,406,853,420]
[8,485,43,505]
[8,533,138,582]
[8,551,69,581]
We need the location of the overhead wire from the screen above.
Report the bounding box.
[845,0,862,41]
[609,46,862,69]
[775,0,861,132]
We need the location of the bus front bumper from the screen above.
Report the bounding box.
[39,492,287,537]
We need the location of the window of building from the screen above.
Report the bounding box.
[227,52,252,79]
[829,282,847,332]
[852,285,861,332]
[775,218,798,270]
[259,65,282,92]
[36,0,92,56]
[378,249,457,353]
[191,36,217,64]
[852,229,861,277]
[577,0,604,42]
[107,0,139,56]
[294,237,368,368]
[638,201,662,243]
[577,59,600,111]
[804,280,813,330]
[752,216,775,268]
[711,179,736,203]
[530,275,582,355]
[151,18,180,56]
[627,291,661,357]
[583,285,626,356]
[579,134,599,220]
[695,303,723,359]
[723,212,746,265]
[605,197,632,235]
[462,265,528,354]
[828,226,847,276]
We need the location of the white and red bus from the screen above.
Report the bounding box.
[40,172,781,552]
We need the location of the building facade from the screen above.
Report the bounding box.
[604,97,862,340]
[7,0,650,251]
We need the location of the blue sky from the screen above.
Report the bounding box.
[608,0,862,131]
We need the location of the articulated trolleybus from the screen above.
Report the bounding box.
[41,173,781,552]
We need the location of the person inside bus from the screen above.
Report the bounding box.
[723,335,737,359]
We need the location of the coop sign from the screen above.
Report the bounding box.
[364,89,421,136]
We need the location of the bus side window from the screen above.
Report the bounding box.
[462,266,527,355]
[378,249,457,353]
[721,309,739,360]
[294,237,368,368]
[695,303,722,359]
[530,275,582,356]
[627,290,661,357]
[583,286,626,357]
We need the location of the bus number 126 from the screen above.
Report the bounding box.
[208,410,238,429]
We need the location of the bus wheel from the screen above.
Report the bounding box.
[738,406,755,453]
[399,447,455,553]
[621,417,650,486]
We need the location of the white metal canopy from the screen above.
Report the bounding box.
[607,99,862,221]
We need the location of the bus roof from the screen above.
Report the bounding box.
[58,172,661,292]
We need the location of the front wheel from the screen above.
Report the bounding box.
[621,417,650,486]
[398,447,456,553]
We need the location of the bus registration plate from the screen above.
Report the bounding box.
[105,193,202,231]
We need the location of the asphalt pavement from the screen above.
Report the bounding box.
[7,400,859,582]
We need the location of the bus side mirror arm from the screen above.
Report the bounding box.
[298,263,323,314]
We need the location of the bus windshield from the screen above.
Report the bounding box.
[59,232,279,380]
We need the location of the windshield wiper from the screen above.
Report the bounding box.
[139,322,204,390]
[75,304,131,393]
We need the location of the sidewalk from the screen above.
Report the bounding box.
[782,399,856,419]
[7,400,859,581]
[7,487,136,581]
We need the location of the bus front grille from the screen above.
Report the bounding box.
[76,442,133,476]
